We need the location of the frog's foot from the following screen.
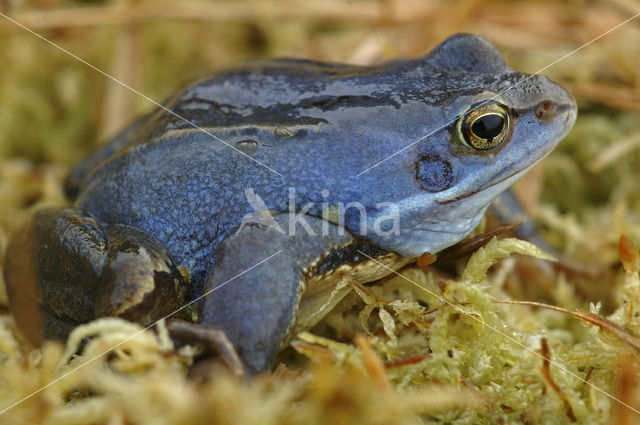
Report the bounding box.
[4,208,186,345]
[167,319,244,377]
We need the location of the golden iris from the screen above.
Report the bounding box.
[456,101,511,151]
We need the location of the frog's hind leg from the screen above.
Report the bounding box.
[3,208,186,345]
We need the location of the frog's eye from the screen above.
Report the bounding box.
[456,102,511,151]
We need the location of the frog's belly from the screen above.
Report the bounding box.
[294,253,411,335]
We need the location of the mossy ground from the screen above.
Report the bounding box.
[1,1,640,424]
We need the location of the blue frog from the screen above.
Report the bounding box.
[4,34,576,374]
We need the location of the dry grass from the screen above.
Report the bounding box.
[2,0,640,424]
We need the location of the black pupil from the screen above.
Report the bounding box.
[471,114,504,141]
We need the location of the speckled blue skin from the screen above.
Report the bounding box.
[5,34,576,373]
[70,34,575,287]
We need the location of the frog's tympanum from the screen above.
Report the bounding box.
[4,34,576,374]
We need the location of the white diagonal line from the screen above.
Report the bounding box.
[356,249,640,416]
[0,12,284,177]
[356,11,640,176]
[0,249,283,416]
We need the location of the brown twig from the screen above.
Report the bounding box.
[495,300,640,352]
[610,354,638,425]
[354,334,392,391]
[100,25,140,140]
[539,338,576,422]
[434,223,521,265]
[383,353,430,369]
[0,1,439,32]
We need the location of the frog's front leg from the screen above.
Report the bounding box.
[4,208,186,345]
[193,213,358,374]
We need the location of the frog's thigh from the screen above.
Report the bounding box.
[4,208,185,345]
[198,213,354,374]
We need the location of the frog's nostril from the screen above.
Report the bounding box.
[534,101,552,120]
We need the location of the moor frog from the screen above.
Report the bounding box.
[4,34,576,374]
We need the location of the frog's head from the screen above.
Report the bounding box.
[358,33,576,257]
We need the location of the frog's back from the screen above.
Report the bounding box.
[66,34,542,287]
[120,56,459,142]
[66,57,411,195]
[68,59,401,286]
[67,57,429,283]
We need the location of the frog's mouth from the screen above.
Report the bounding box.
[436,160,537,206]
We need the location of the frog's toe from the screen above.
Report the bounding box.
[167,319,244,377]
[3,208,185,345]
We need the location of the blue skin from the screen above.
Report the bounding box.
[4,34,576,374]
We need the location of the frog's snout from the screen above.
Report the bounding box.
[532,81,577,129]
[534,100,554,121]
[533,97,576,123]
